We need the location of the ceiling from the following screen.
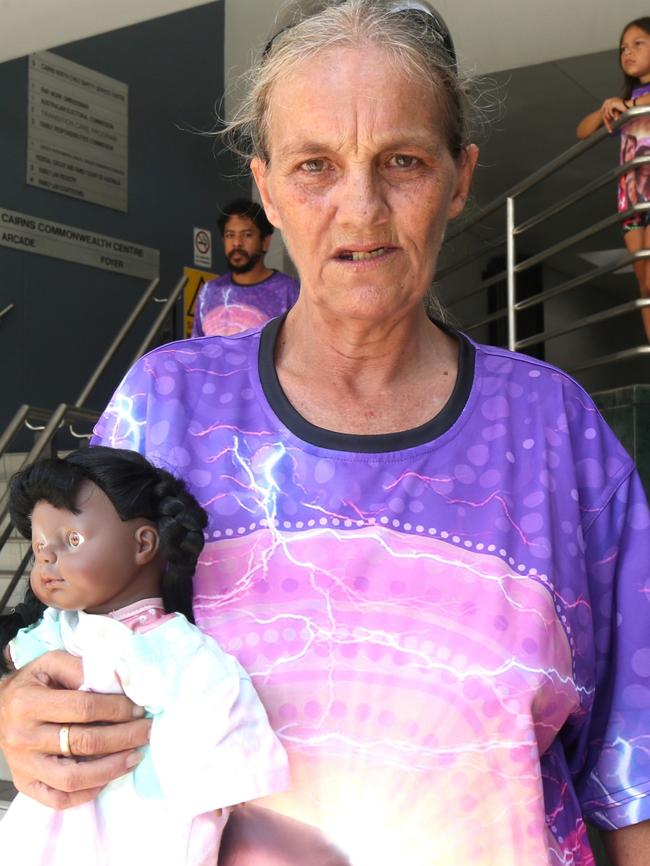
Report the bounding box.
[0,0,216,65]
[4,0,650,70]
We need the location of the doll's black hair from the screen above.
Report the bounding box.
[0,447,208,670]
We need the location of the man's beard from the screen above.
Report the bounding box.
[228,249,264,275]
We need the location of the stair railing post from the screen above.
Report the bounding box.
[506,196,517,352]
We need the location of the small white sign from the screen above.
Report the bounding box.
[193,227,212,268]
[0,207,159,279]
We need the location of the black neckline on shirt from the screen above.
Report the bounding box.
[258,314,475,453]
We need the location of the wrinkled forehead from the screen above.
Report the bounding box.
[264,44,444,156]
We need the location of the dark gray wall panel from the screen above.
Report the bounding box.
[0,1,247,435]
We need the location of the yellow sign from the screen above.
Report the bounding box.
[183,266,218,337]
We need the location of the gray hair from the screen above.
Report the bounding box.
[222,0,477,165]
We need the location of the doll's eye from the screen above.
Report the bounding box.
[67,530,84,548]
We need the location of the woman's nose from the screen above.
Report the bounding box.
[336,166,389,227]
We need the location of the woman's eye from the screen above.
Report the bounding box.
[300,158,327,173]
[67,530,84,548]
[389,154,420,169]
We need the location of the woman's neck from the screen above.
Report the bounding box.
[274,298,459,435]
[280,300,448,383]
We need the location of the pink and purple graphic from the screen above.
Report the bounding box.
[191,271,299,338]
[94,321,650,865]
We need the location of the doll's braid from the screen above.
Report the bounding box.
[150,475,208,622]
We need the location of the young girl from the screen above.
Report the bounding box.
[577,16,650,342]
[0,446,289,866]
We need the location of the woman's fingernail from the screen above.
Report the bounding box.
[125,751,143,769]
[132,705,145,718]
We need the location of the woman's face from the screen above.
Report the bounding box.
[252,45,477,325]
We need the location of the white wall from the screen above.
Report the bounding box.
[0,0,218,65]
[439,0,650,74]
[223,0,290,273]
[5,0,650,84]
[224,0,650,86]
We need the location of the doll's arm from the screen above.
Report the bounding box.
[120,618,289,816]
[9,613,63,669]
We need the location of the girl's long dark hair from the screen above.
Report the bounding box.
[0,447,207,671]
[620,18,650,99]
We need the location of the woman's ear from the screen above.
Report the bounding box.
[134,524,159,565]
[447,143,479,220]
[251,157,282,230]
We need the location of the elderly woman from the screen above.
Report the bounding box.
[2,2,650,864]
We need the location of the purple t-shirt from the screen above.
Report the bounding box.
[191,270,299,337]
[93,318,650,866]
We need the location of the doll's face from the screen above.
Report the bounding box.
[30,481,160,614]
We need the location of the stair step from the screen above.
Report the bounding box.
[0,452,27,483]
[0,571,29,610]
[0,537,30,572]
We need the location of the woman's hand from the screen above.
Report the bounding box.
[601,97,628,132]
[0,650,151,810]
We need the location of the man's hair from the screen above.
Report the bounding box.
[217,198,275,239]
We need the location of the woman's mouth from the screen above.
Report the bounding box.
[337,247,391,261]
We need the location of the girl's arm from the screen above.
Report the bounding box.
[577,96,630,139]
[576,108,603,140]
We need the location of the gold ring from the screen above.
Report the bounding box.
[59,724,72,758]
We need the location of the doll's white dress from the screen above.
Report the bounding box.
[0,600,289,866]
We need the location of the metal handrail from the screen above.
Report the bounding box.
[0,403,99,613]
[438,104,650,370]
[74,276,160,407]
[445,105,647,245]
[67,274,188,439]
[514,249,650,314]
[0,404,100,514]
[458,249,650,334]
[0,274,186,467]
[515,299,650,350]
[129,274,188,366]
[569,345,650,374]
[0,273,190,612]
[515,155,650,236]
[0,303,14,321]
[0,546,33,615]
